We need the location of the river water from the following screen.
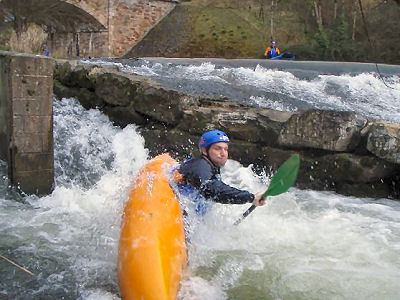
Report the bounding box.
[1,60,400,299]
[94,58,400,122]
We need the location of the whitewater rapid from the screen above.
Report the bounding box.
[1,60,400,299]
[86,59,400,123]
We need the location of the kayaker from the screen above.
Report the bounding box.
[264,40,281,59]
[177,129,266,215]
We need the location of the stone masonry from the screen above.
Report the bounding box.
[110,0,175,57]
[0,51,54,195]
[49,0,176,58]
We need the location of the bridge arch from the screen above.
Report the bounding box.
[1,0,177,58]
[63,0,108,29]
[0,0,105,32]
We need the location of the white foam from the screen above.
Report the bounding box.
[182,160,400,299]
[0,98,148,299]
[102,59,400,121]
[1,82,400,299]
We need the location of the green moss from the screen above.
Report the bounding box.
[190,6,266,57]
[0,27,13,51]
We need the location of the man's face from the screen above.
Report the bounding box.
[202,142,229,167]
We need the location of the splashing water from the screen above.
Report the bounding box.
[180,161,400,300]
[86,59,400,122]
[1,67,400,299]
[1,98,148,299]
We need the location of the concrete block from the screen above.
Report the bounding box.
[0,54,10,160]
[23,116,52,134]
[12,116,24,134]
[0,51,54,195]
[42,130,54,153]
[14,152,54,172]
[10,55,53,77]
[11,75,53,100]
[12,99,44,116]
[13,169,54,195]
[14,133,45,152]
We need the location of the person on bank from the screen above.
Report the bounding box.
[42,45,50,57]
[264,40,281,59]
[177,130,266,215]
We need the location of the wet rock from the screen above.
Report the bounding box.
[229,140,269,166]
[54,61,73,84]
[367,122,400,164]
[95,72,139,106]
[134,82,188,126]
[178,104,292,146]
[336,182,392,199]
[219,108,293,146]
[54,61,96,90]
[279,110,367,151]
[140,127,198,158]
[68,65,96,90]
[53,80,103,109]
[53,79,72,98]
[103,106,146,127]
[302,153,397,184]
[52,61,400,199]
[238,146,397,197]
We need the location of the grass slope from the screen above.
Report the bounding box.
[126,1,270,58]
[127,0,400,63]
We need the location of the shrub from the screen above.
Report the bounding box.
[8,23,47,54]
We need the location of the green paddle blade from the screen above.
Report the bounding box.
[234,154,301,226]
[263,154,300,197]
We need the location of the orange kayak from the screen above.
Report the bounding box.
[118,154,187,300]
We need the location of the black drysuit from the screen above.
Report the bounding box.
[178,155,255,205]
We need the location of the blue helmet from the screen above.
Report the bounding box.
[198,130,230,149]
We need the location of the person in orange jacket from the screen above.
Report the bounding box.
[264,40,281,59]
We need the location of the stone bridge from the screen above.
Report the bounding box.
[54,0,177,57]
[0,0,177,57]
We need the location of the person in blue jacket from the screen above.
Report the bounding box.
[42,45,50,57]
[178,129,266,215]
[264,40,281,59]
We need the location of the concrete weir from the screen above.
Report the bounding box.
[0,51,54,195]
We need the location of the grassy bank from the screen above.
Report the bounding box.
[127,0,400,64]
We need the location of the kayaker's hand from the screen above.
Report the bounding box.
[253,192,266,207]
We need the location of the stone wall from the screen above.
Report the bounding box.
[0,51,54,195]
[53,61,400,200]
[65,0,109,28]
[49,0,176,58]
[50,31,109,59]
[109,0,175,57]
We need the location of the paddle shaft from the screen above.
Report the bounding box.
[234,189,270,225]
[233,204,256,226]
[233,154,300,226]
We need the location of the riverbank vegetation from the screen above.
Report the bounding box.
[128,0,400,64]
[1,0,399,64]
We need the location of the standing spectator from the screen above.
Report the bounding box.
[42,45,50,57]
